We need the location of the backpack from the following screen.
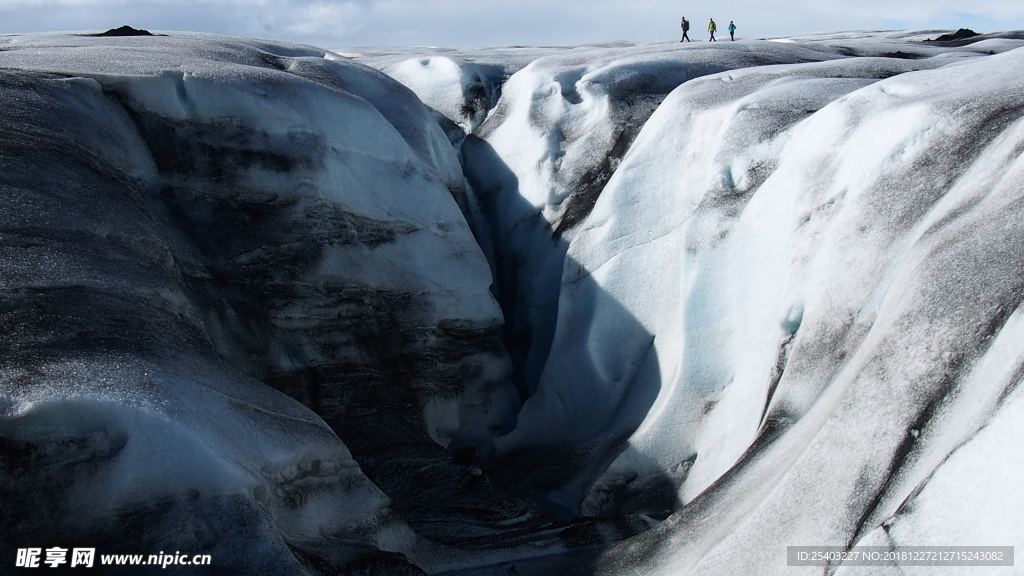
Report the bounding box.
[683,19,690,31]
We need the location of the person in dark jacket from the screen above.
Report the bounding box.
[680,16,691,42]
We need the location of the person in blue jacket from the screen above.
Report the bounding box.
[728,20,737,41]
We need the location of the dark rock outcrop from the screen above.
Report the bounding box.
[92,25,154,37]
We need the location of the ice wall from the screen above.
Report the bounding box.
[0,32,520,573]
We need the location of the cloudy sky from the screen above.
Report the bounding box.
[0,0,1021,48]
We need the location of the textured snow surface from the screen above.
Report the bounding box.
[2,29,1022,576]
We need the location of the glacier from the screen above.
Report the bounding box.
[0,32,517,574]
[1,28,1022,575]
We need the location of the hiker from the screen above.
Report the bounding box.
[680,16,691,42]
[708,18,717,42]
[728,20,737,41]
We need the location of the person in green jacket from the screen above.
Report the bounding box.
[708,18,717,42]
[728,20,737,41]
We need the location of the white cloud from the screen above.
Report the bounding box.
[281,1,367,36]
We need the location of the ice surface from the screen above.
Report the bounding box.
[0,31,517,573]
[460,42,845,400]
[361,29,1024,575]
[2,27,1022,576]
[836,308,1024,576]
[514,40,1024,576]
[344,32,1024,574]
